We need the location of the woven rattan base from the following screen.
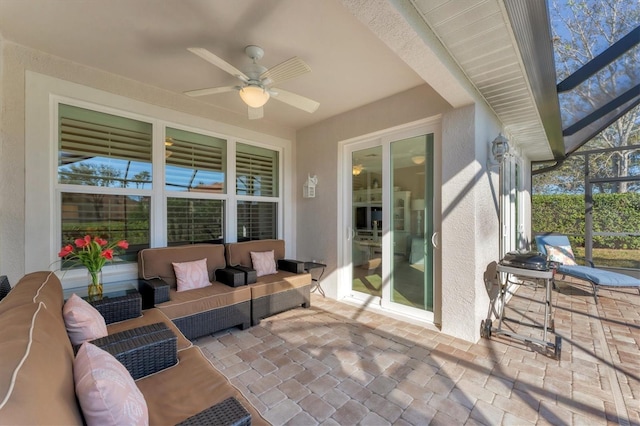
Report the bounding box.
[176,397,251,426]
[172,300,251,340]
[251,285,311,326]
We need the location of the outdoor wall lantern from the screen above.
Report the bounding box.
[491,133,510,165]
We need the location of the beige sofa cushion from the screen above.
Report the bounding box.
[155,283,251,321]
[138,244,226,289]
[225,239,285,267]
[0,271,63,316]
[0,275,83,424]
[250,271,312,298]
[137,346,268,426]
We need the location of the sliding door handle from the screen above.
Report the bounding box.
[431,232,439,249]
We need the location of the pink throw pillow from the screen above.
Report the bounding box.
[63,293,108,346]
[172,258,211,292]
[545,244,578,266]
[250,250,277,277]
[74,342,149,426]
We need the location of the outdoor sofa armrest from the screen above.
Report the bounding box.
[139,278,170,308]
[90,322,178,380]
[277,259,306,274]
[175,397,251,426]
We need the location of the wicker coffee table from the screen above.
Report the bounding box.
[64,280,142,324]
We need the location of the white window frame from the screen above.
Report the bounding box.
[25,71,290,288]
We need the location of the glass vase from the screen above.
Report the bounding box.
[87,270,103,300]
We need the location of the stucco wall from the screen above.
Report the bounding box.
[0,41,296,284]
[296,85,504,342]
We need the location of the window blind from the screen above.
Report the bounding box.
[58,104,152,188]
[167,198,224,245]
[237,201,277,241]
[165,128,226,192]
[236,143,278,197]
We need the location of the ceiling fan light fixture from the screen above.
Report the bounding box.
[352,164,363,176]
[411,155,426,165]
[239,85,270,108]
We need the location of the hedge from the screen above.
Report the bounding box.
[532,193,640,250]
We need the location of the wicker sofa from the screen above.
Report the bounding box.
[225,239,312,325]
[0,271,267,425]
[138,243,252,340]
[138,240,312,333]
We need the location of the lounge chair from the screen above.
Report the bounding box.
[535,233,640,303]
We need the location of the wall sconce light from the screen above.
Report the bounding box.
[352,164,363,176]
[411,155,426,165]
[491,133,509,164]
[303,174,318,198]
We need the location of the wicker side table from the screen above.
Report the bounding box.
[89,291,142,324]
[65,280,142,324]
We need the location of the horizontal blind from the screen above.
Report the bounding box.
[167,198,224,244]
[58,104,152,188]
[237,201,277,241]
[166,128,226,192]
[236,143,278,197]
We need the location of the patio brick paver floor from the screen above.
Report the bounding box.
[195,277,639,425]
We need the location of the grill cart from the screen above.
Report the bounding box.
[481,251,562,359]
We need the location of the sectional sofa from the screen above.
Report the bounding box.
[0,271,268,425]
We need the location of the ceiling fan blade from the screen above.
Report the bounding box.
[271,88,319,113]
[248,106,264,120]
[260,57,311,86]
[187,47,249,80]
[184,85,238,97]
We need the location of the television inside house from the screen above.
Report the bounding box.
[356,206,382,229]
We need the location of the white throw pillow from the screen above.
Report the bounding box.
[250,250,277,277]
[172,258,211,292]
[74,342,149,426]
[545,244,578,266]
[63,293,108,346]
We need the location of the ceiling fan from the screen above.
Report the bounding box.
[184,45,320,120]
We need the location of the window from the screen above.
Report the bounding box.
[236,143,278,196]
[236,143,279,241]
[165,127,226,193]
[58,104,152,261]
[165,127,227,244]
[237,201,277,241]
[167,198,224,245]
[54,102,283,270]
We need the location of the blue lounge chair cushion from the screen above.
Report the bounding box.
[557,264,640,287]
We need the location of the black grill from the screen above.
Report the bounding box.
[500,251,550,271]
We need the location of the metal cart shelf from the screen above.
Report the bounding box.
[481,264,562,359]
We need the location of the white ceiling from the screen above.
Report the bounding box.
[0,0,426,129]
[0,0,557,160]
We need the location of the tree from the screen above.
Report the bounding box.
[538,0,640,194]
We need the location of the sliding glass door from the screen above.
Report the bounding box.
[345,130,436,319]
